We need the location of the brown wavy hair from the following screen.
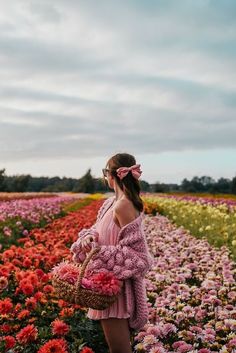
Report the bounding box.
[104,153,143,212]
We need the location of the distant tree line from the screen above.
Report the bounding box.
[0,168,150,193]
[152,175,236,194]
[0,168,235,194]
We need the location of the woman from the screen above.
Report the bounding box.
[70,153,154,353]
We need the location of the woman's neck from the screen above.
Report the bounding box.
[113,183,126,201]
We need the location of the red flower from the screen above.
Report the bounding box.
[43,284,54,294]
[59,307,74,318]
[0,298,13,315]
[80,347,94,353]
[21,281,34,295]
[16,324,38,345]
[14,303,22,313]
[0,265,10,277]
[17,309,30,320]
[57,300,68,308]
[1,335,16,350]
[51,319,70,336]
[37,338,68,353]
[35,268,45,278]
[25,297,37,310]
[27,272,39,286]
[23,257,32,268]
[0,324,12,334]
[34,291,44,301]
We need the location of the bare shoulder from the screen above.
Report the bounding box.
[113,198,140,228]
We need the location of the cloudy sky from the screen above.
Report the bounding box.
[0,0,235,184]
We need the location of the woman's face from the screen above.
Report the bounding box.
[103,164,115,189]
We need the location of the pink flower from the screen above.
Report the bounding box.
[81,272,122,296]
[0,276,8,291]
[51,261,122,296]
[3,226,12,237]
[51,261,81,285]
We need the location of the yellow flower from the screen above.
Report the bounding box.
[134,343,144,351]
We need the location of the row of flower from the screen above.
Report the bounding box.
[134,213,236,352]
[0,198,106,353]
[143,193,236,210]
[142,195,236,262]
[0,195,91,251]
[0,192,58,202]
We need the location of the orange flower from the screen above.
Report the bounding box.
[51,319,70,336]
[16,324,38,345]
[59,307,74,318]
[57,300,68,308]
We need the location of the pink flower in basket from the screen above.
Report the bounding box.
[51,261,81,285]
[82,272,122,296]
[51,261,122,296]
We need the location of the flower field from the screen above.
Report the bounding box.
[0,198,106,353]
[142,194,236,261]
[0,193,236,352]
[134,214,236,352]
[0,195,77,250]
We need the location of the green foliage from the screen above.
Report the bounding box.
[62,197,94,213]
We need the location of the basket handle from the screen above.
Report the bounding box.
[75,246,101,298]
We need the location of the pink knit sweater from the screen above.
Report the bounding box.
[70,196,154,331]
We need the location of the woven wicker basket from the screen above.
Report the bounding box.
[52,246,122,310]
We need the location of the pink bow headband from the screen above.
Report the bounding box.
[116,164,142,180]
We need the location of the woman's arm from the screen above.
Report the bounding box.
[86,198,154,281]
[70,197,114,261]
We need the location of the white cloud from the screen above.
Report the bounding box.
[0,0,235,182]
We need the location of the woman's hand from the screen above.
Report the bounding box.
[80,232,99,252]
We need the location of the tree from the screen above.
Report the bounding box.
[0,168,7,191]
[232,175,236,194]
[181,178,196,192]
[153,182,169,193]
[11,174,31,192]
[139,180,150,192]
[73,168,95,193]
